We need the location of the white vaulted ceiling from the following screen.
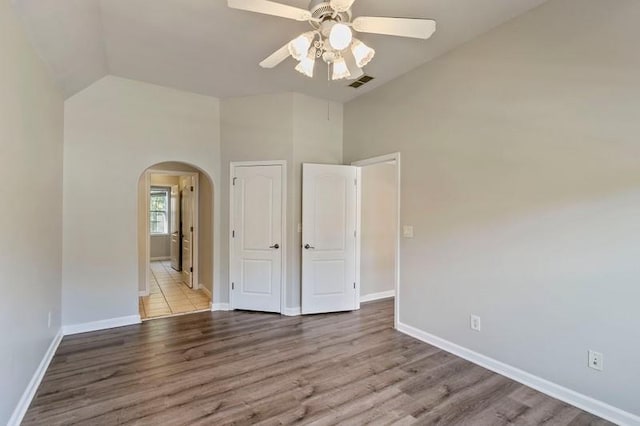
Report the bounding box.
[13,0,548,101]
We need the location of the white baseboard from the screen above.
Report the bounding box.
[282,306,301,316]
[63,315,141,336]
[200,284,212,299]
[150,256,170,261]
[8,329,63,426]
[397,321,640,426]
[211,303,230,311]
[360,290,395,303]
[138,290,149,297]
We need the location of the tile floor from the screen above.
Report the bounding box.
[139,260,211,320]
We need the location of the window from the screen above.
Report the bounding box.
[150,187,170,234]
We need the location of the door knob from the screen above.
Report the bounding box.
[270,244,280,249]
[304,244,315,250]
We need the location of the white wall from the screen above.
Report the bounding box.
[343,0,640,418]
[63,76,220,326]
[360,162,396,298]
[0,2,64,423]
[220,92,343,310]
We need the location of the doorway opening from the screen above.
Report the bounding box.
[353,153,401,328]
[137,162,214,320]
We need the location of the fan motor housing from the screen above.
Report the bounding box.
[308,0,351,24]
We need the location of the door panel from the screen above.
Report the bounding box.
[181,176,194,288]
[242,259,273,294]
[302,164,358,314]
[314,175,347,250]
[313,260,346,295]
[232,165,282,313]
[170,185,181,271]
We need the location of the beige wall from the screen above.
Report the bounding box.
[150,235,170,259]
[150,174,180,187]
[220,93,343,309]
[0,2,64,423]
[360,162,396,298]
[343,0,640,417]
[63,76,220,326]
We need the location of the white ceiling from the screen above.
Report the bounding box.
[14,0,548,102]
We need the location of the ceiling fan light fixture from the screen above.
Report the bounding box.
[289,32,314,61]
[295,51,316,78]
[331,57,351,80]
[351,39,375,68]
[328,23,353,51]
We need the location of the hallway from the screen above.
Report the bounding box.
[138,261,211,319]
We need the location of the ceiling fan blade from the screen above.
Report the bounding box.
[352,17,436,39]
[259,43,292,68]
[228,0,312,21]
[342,50,364,80]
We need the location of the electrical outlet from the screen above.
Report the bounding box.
[47,311,52,328]
[470,315,481,332]
[588,350,604,371]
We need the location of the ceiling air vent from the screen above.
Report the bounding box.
[349,75,375,89]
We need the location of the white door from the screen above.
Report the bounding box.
[170,184,181,271]
[302,164,358,314]
[231,165,283,313]
[181,176,194,288]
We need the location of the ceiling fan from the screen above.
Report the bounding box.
[227,0,436,81]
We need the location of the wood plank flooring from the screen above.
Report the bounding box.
[23,300,612,425]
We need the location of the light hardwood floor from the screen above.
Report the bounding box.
[23,300,611,425]
[140,261,211,319]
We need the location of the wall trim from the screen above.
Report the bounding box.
[138,290,149,297]
[397,321,640,426]
[282,306,301,317]
[200,284,212,299]
[8,329,63,426]
[62,315,141,336]
[360,290,395,303]
[150,256,170,261]
[212,303,230,311]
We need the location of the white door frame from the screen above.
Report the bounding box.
[351,153,401,329]
[229,161,287,314]
[142,169,200,296]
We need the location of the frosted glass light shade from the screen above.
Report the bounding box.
[295,53,315,78]
[351,39,375,67]
[329,23,353,51]
[332,57,351,80]
[289,32,314,61]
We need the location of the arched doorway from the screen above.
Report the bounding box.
[137,161,214,320]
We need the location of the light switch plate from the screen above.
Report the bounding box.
[470,315,481,332]
[403,225,414,238]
